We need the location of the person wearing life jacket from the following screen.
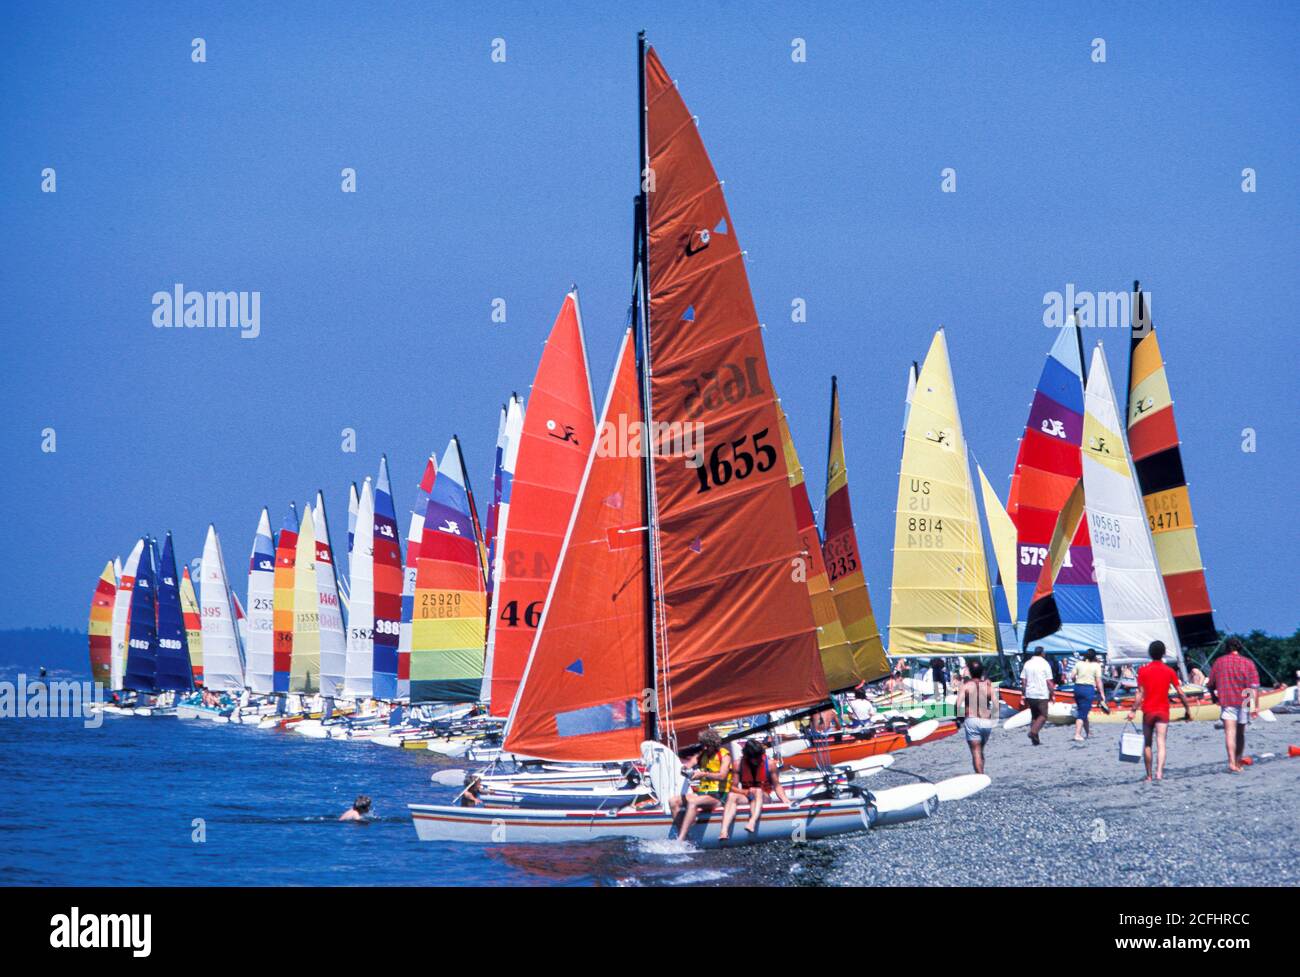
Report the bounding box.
[674,728,732,841]
[719,739,796,840]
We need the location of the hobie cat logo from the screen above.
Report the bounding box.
[152,284,261,339]
[1041,418,1067,439]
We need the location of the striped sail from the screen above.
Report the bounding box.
[1081,343,1179,664]
[199,525,245,692]
[123,538,160,691]
[88,561,115,688]
[313,494,346,698]
[483,291,596,716]
[155,532,194,691]
[397,457,437,702]
[272,504,299,693]
[179,567,203,685]
[481,396,524,706]
[371,457,404,700]
[343,479,375,699]
[1127,287,1215,648]
[290,505,321,693]
[777,404,856,691]
[410,437,487,703]
[889,330,997,655]
[821,378,889,684]
[245,508,276,693]
[110,539,144,690]
[1001,317,1104,653]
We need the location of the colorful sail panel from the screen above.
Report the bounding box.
[199,525,245,692]
[110,539,144,690]
[481,396,524,705]
[1002,318,1104,653]
[821,378,889,685]
[343,479,376,699]
[1022,477,1087,646]
[643,46,827,743]
[88,561,115,687]
[313,494,346,698]
[484,292,596,716]
[371,456,404,700]
[1127,288,1216,648]
[232,591,248,649]
[155,532,194,691]
[179,566,203,685]
[1081,344,1179,664]
[245,508,276,693]
[484,405,507,596]
[504,330,648,761]
[290,505,321,693]
[272,504,299,694]
[398,457,437,703]
[410,438,487,703]
[889,330,997,655]
[776,403,856,691]
[123,538,160,691]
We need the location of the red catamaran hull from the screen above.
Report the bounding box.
[780,720,959,769]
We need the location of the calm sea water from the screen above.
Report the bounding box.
[0,708,837,886]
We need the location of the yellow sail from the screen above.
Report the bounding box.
[822,379,889,683]
[976,463,1018,627]
[777,405,856,689]
[889,330,996,655]
[290,505,321,693]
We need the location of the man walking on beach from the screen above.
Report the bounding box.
[958,661,996,773]
[1022,647,1055,746]
[1206,637,1260,773]
[1127,641,1193,782]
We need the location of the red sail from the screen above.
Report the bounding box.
[644,46,826,743]
[503,330,647,760]
[485,291,596,716]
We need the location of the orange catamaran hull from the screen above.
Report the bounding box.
[781,721,960,769]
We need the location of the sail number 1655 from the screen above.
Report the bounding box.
[693,428,776,493]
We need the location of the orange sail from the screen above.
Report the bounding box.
[776,405,857,691]
[644,46,826,743]
[822,377,889,684]
[484,290,596,716]
[503,330,648,760]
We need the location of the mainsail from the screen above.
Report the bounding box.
[410,437,487,703]
[889,330,997,655]
[481,396,524,703]
[89,561,115,688]
[199,524,246,692]
[179,567,203,685]
[504,330,648,760]
[483,291,596,716]
[821,377,889,684]
[1127,285,1216,648]
[1001,317,1104,652]
[155,532,194,691]
[342,479,376,699]
[109,538,144,690]
[643,44,826,742]
[398,456,437,702]
[245,508,276,694]
[371,456,404,700]
[313,494,346,698]
[1081,343,1179,663]
[290,505,321,693]
[123,538,160,691]
[272,504,299,693]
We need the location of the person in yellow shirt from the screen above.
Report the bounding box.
[1072,649,1106,741]
[674,728,732,841]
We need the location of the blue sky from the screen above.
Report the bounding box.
[2,1,1296,637]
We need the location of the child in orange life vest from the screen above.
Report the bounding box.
[719,738,796,840]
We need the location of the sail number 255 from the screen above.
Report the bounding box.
[694,428,776,493]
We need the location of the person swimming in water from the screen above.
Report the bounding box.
[339,795,372,821]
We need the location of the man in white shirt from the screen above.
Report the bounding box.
[1021,647,1056,746]
[847,688,875,725]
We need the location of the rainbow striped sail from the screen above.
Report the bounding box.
[155,532,194,691]
[88,561,115,688]
[1127,286,1216,648]
[343,479,375,698]
[110,539,144,690]
[410,437,487,703]
[398,455,437,702]
[370,456,405,700]
[290,505,321,693]
[314,493,346,698]
[272,504,299,693]
[245,508,276,693]
[123,538,160,691]
[179,566,203,685]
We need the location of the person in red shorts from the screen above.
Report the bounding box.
[1127,640,1193,782]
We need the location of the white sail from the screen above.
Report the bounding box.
[481,394,525,709]
[199,525,246,692]
[244,508,276,693]
[343,478,376,698]
[1081,344,1179,664]
[314,493,347,698]
[109,539,144,690]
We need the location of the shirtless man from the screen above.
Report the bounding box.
[958,661,996,774]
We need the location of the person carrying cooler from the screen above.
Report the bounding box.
[719,739,796,840]
[1072,649,1106,742]
[673,728,732,841]
[1206,637,1261,773]
[1127,640,1193,782]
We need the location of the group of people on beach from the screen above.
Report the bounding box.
[956,637,1265,781]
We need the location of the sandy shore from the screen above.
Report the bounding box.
[789,711,1300,886]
